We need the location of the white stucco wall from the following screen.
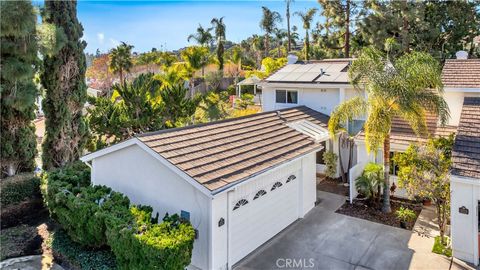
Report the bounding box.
[262,85,358,115]
[91,144,211,270]
[209,152,317,270]
[451,176,480,266]
[444,91,480,126]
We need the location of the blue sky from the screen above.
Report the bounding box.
[71,0,320,53]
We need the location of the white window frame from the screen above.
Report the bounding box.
[275,89,299,105]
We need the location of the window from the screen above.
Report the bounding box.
[276,90,286,103]
[271,181,283,191]
[233,199,248,210]
[275,90,298,104]
[389,152,400,176]
[287,91,298,104]
[348,120,365,135]
[253,190,267,200]
[286,175,296,183]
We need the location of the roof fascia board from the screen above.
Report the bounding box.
[81,138,214,198]
[260,82,352,89]
[212,146,322,197]
[80,139,137,162]
[451,174,480,186]
[444,87,480,93]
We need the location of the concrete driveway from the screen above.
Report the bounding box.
[234,191,414,270]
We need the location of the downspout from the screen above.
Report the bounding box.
[226,189,234,270]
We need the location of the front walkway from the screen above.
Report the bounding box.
[235,191,475,270]
[408,206,475,270]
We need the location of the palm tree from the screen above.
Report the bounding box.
[230,45,243,85]
[290,25,300,48]
[294,8,317,61]
[260,6,282,57]
[251,34,264,68]
[285,0,294,52]
[109,42,134,84]
[274,28,287,57]
[211,17,226,70]
[181,46,211,95]
[328,44,449,213]
[187,24,213,47]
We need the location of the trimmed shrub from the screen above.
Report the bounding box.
[1,173,40,206]
[47,229,117,270]
[106,207,195,270]
[42,161,196,269]
[41,162,130,247]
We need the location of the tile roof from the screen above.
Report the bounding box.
[264,59,352,84]
[452,97,480,179]
[441,59,480,88]
[136,106,329,192]
[357,114,457,148]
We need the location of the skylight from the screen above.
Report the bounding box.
[286,120,330,142]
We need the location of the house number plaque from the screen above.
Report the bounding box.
[459,206,469,215]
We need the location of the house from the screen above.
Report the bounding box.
[81,106,330,270]
[261,55,480,202]
[260,58,364,178]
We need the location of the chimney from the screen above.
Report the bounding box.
[455,51,468,59]
[287,54,299,65]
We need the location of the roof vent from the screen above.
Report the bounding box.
[276,111,287,122]
[456,51,468,59]
[287,54,298,65]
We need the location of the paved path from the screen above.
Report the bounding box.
[408,206,475,270]
[0,255,64,270]
[235,191,474,270]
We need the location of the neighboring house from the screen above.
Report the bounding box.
[260,59,364,177]
[81,106,330,270]
[450,102,480,265]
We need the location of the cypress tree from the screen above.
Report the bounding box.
[41,0,88,169]
[0,0,39,177]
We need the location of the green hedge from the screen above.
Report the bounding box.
[41,163,130,247]
[1,173,40,206]
[42,162,196,269]
[106,207,195,270]
[47,229,117,270]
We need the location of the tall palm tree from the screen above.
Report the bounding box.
[187,24,213,47]
[294,8,317,61]
[328,45,449,213]
[260,6,282,57]
[285,0,294,52]
[181,46,211,95]
[211,17,226,70]
[109,42,134,84]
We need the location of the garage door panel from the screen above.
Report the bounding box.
[230,175,300,265]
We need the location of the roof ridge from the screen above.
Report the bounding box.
[136,106,312,138]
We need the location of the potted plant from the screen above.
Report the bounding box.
[395,207,417,229]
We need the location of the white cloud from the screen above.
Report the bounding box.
[97,33,105,44]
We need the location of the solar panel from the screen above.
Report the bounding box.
[266,61,350,83]
[326,62,349,72]
[296,72,321,82]
[315,72,341,82]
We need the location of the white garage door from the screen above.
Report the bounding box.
[230,173,300,265]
